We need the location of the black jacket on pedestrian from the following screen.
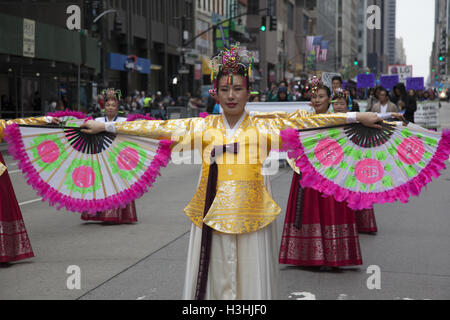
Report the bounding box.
[393,95,417,123]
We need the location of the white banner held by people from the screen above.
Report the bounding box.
[322,72,341,90]
[414,101,440,129]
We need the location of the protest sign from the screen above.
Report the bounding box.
[322,72,341,90]
[380,75,399,90]
[388,64,413,83]
[414,101,440,128]
[357,73,375,88]
[406,77,425,91]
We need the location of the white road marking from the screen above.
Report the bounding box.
[289,292,316,300]
[8,169,21,174]
[19,198,42,206]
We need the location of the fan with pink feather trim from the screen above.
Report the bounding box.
[4,113,172,214]
[281,122,450,210]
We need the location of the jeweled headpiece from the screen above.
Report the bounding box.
[102,88,122,101]
[308,76,323,94]
[331,88,348,102]
[209,43,254,97]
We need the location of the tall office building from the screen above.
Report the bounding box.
[384,0,396,66]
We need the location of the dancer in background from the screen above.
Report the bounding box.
[279,82,405,269]
[80,89,137,225]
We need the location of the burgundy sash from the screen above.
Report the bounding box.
[293,172,305,230]
[195,142,239,300]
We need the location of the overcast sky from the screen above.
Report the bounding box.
[396,0,435,81]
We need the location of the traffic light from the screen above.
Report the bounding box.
[353,58,358,66]
[260,16,267,32]
[269,16,277,31]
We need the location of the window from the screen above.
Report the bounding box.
[287,2,294,30]
[270,0,276,16]
[303,15,309,33]
[248,0,259,15]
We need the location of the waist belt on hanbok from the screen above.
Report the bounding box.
[0,163,6,176]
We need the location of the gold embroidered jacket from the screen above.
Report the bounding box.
[112,110,349,234]
[0,117,50,143]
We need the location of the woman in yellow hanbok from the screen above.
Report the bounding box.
[81,45,383,300]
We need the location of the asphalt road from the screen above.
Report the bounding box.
[1,105,449,300]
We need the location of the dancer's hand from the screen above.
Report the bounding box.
[50,117,61,125]
[356,112,383,129]
[391,112,406,122]
[80,120,106,134]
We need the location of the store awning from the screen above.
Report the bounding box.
[202,57,212,75]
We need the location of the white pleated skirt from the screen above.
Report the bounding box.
[182,175,279,300]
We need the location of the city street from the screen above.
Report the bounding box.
[1,104,449,300]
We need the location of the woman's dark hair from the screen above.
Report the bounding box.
[332,76,343,85]
[215,66,250,90]
[393,83,407,98]
[378,88,389,97]
[315,85,331,97]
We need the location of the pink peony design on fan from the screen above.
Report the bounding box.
[72,166,96,189]
[37,140,60,164]
[314,138,344,167]
[398,137,425,165]
[117,147,140,171]
[355,159,384,185]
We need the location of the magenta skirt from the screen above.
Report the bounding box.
[81,201,138,224]
[279,172,363,267]
[0,152,34,262]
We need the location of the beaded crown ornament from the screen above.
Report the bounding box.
[209,43,254,97]
[331,88,348,102]
[308,76,324,94]
[102,88,122,101]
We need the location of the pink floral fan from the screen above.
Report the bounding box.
[4,119,172,214]
[281,122,450,210]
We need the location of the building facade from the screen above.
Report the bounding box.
[336,0,358,70]
[0,0,100,117]
[0,0,198,118]
[395,37,407,65]
[430,0,448,85]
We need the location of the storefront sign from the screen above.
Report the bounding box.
[108,53,151,74]
[23,18,35,58]
[124,55,142,72]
